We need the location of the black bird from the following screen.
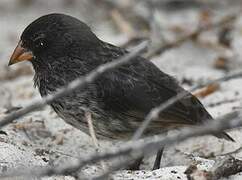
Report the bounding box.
[9,13,234,170]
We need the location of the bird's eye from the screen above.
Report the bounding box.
[34,38,45,48]
[33,35,47,49]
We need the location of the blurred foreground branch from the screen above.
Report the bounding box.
[1,111,241,179]
[0,42,148,128]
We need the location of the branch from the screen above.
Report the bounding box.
[1,111,241,179]
[0,41,148,128]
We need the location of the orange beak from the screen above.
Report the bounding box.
[8,40,33,66]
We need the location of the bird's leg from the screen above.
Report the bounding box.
[85,111,99,147]
[152,148,164,170]
[126,156,144,170]
[85,111,106,170]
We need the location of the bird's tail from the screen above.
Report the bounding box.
[213,132,235,142]
[202,112,235,142]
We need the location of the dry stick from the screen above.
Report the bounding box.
[186,156,242,180]
[144,13,237,59]
[1,111,241,179]
[132,70,242,140]
[0,41,148,128]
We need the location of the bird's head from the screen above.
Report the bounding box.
[9,13,100,67]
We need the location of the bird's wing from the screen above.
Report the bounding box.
[94,57,211,129]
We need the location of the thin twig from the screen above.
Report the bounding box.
[219,146,242,157]
[0,41,148,128]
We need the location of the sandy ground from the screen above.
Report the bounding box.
[1,1,242,179]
